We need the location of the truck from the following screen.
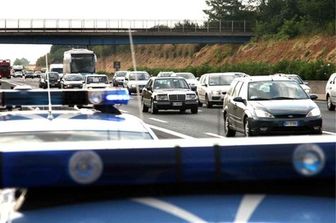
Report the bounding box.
[63,49,97,76]
[0,59,11,79]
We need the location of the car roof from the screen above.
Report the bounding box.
[0,110,152,134]
[241,75,294,82]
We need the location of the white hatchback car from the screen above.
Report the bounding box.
[326,72,336,111]
[197,72,247,108]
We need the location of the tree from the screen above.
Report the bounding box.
[14,58,30,66]
[203,0,255,21]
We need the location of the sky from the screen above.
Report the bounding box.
[0,0,208,64]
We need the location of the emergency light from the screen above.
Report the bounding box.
[0,136,334,188]
[0,88,129,107]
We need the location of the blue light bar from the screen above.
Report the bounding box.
[0,137,335,188]
[0,89,129,106]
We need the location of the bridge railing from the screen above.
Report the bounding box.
[0,19,254,33]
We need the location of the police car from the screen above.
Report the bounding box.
[0,89,335,223]
[0,88,157,142]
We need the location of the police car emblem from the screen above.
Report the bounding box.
[69,151,103,184]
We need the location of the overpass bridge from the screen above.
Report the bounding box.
[0,19,254,45]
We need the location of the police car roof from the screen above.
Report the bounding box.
[0,110,152,134]
[244,75,294,82]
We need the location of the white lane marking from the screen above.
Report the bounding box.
[149,118,168,123]
[323,131,336,135]
[133,197,207,223]
[147,124,194,139]
[119,109,128,113]
[205,132,225,138]
[234,194,265,223]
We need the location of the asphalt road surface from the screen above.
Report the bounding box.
[2,78,335,139]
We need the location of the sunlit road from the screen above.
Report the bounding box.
[3,78,336,139]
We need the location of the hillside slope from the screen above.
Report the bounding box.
[96,35,335,72]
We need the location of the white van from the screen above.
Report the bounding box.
[49,64,64,78]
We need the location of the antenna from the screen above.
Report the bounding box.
[128,27,143,121]
[45,53,53,120]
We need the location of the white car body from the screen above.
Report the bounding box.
[83,74,110,89]
[124,71,150,94]
[197,72,247,107]
[326,72,336,111]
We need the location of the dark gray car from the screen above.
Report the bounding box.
[223,76,322,136]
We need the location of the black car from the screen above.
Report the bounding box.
[24,72,35,79]
[39,72,61,89]
[142,77,198,114]
[223,76,322,136]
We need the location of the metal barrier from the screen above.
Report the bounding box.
[0,19,254,33]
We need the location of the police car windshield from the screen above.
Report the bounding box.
[0,131,153,142]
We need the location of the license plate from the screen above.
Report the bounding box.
[172,102,182,106]
[284,121,299,127]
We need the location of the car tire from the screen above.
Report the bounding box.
[244,117,253,137]
[180,109,186,113]
[142,99,149,113]
[205,95,212,108]
[191,106,198,114]
[198,100,203,107]
[224,114,236,137]
[327,95,335,111]
[151,100,158,114]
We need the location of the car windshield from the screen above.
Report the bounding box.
[51,68,63,73]
[0,131,153,142]
[64,75,83,81]
[209,74,236,86]
[153,78,189,89]
[47,72,59,80]
[86,76,108,84]
[248,81,309,100]
[129,72,150,80]
[115,72,127,77]
[174,73,195,79]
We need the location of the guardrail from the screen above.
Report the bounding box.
[0,19,254,33]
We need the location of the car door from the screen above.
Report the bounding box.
[227,81,244,130]
[197,74,207,103]
[329,74,336,103]
[142,79,153,107]
[233,81,248,131]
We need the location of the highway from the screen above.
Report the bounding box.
[3,77,335,139]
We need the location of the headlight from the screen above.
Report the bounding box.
[156,94,168,101]
[307,107,320,117]
[186,94,197,100]
[254,109,274,118]
[131,84,136,88]
[305,88,310,94]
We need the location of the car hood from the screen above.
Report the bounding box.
[249,99,317,115]
[206,85,231,92]
[12,195,333,223]
[63,81,83,85]
[154,89,194,94]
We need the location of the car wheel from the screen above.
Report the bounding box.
[244,117,253,137]
[205,95,212,108]
[151,100,158,114]
[142,99,149,113]
[191,106,198,114]
[224,114,236,137]
[327,95,335,111]
[198,99,203,107]
[179,108,186,113]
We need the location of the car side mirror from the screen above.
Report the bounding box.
[202,83,207,87]
[303,81,309,85]
[125,78,129,81]
[233,96,246,104]
[310,94,318,100]
[147,86,152,91]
